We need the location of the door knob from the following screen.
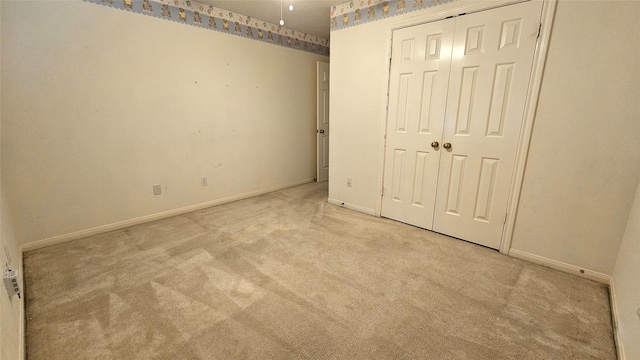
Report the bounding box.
[431,141,439,148]
[443,142,452,149]
[319,129,325,133]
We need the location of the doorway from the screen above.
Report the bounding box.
[317,61,330,182]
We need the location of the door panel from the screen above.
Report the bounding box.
[381,19,455,229]
[317,62,330,182]
[486,64,514,137]
[455,66,479,135]
[321,135,329,169]
[412,151,431,206]
[396,74,411,131]
[433,1,543,248]
[418,71,438,132]
[445,154,467,215]
[473,157,499,222]
[391,149,406,201]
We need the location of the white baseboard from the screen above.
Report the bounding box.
[20,178,314,253]
[508,249,611,284]
[608,278,625,360]
[327,198,376,216]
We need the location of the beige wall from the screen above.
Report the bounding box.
[0,191,22,360]
[612,180,640,360]
[4,0,638,357]
[1,2,326,354]
[510,0,640,274]
[329,0,639,274]
[328,15,389,214]
[1,3,25,358]
[1,1,327,249]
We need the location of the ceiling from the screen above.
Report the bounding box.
[198,0,346,40]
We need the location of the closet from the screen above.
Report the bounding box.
[381,1,543,249]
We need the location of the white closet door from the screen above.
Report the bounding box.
[433,1,543,249]
[381,19,455,229]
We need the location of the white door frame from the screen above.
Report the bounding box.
[375,0,557,255]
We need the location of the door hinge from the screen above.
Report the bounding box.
[503,213,508,224]
[537,23,542,38]
[382,187,385,196]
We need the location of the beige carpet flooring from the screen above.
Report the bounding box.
[24,182,616,359]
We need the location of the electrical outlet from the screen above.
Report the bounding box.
[4,269,21,299]
[347,177,352,187]
[153,184,162,195]
[201,176,208,186]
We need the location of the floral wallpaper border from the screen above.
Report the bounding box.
[330,0,455,31]
[87,0,330,56]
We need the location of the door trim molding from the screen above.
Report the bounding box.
[377,0,558,254]
[500,0,557,254]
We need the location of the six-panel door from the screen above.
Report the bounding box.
[382,1,543,249]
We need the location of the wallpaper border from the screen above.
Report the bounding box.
[330,0,455,31]
[86,0,330,56]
